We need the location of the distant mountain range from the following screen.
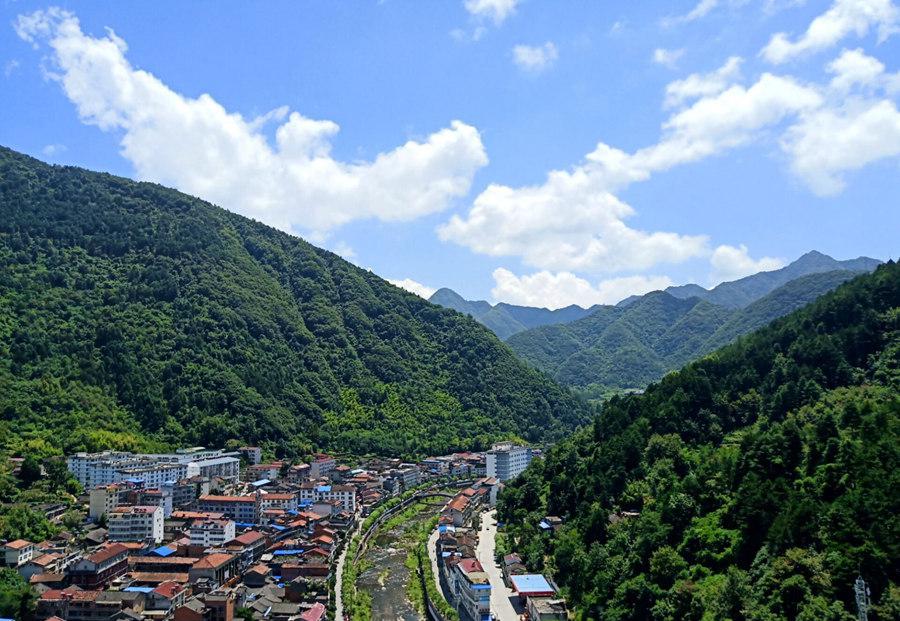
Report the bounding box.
[428,288,599,340]
[506,267,879,391]
[431,251,881,341]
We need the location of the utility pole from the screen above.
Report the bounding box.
[854,575,870,621]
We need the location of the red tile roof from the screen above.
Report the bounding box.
[87,543,129,564]
[153,581,184,598]
[4,539,33,549]
[458,558,484,574]
[300,602,326,621]
[229,531,265,546]
[199,494,256,503]
[191,553,235,570]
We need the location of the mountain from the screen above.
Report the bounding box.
[498,264,900,620]
[665,250,882,308]
[507,269,871,391]
[0,146,591,459]
[427,288,597,340]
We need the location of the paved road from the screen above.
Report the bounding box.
[428,527,443,595]
[333,518,362,620]
[476,509,521,621]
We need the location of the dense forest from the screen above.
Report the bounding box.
[0,146,591,459]
[507,269,870,393]
[498,263,899,620]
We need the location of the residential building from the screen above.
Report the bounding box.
[308,455,336,479]
[527,597,569,621]
[197,494,260,523]
[259,492,298,513]
[486,442,532,481]
[189,519,236,548]
[3,539,35,567]
[449,558,491,621]
[68,543,130,588]
[239,446,262,465]
[108,505,164,543]
[89,484,129,520]
[187,553,240,588]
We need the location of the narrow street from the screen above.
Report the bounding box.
[428,527,443,595]
[476,509,521,621]
[333,518,362,620]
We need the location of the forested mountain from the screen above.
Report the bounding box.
[663,250,882,309]
[507,269,869,392]
[498,263,900,620]
[429,288,597,340]
[0,146,591,459]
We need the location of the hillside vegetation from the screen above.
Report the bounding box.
[507,269,867,392]
[0,146,590,459]
[498,263,900,620]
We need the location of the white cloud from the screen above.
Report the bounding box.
[16,8,488,236]
[388,278,437,299]
[512,42,559,73]
[664,56,743,108]
[827,47,887,90]
[653,47,686,69]
[663,0,720,26]
[439,71,822,274]
[3,59,20,77]
[710,244,785,282]
[761,0,899,64]
[464,0,519,24]
[782,98,900,195]
[491,268,674,309]
[41,143,67,157]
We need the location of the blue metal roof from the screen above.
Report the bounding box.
[251,478,271,487]
[316,485,331,493]
[124,586,155,593]
[510,574,555,595]
[472,584,491,590]
[271,524,287,531]
[150,545,176,557]
[273,549,304,555]
[539,519,552,530]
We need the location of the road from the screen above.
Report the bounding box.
[333,518,362,620]
[476,509,521,621]
[428,527,443,595]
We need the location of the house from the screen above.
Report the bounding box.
[510,574,556,599]
[189,519,236,548]
[197,494,260,523]
[173,592,235,621]
[187,553,240,588]
[89,484,128,520]
[2,539,35,567]
[443,494,472,527]
[527,597,569,621]
[308,455,336,479]
[259,492,298,513]
[243,563,270,587]
[68,543,130,588]
[239,446,262,465]
[18,552,63,580]
[300,602,326,621]
[108,505,164,543]
[224,530,267,567]
[147,580,188,611]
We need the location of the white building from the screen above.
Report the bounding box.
[3,540,35,567]
[486,443,532,481]
[89,484,127,520]
[67,449,240,488]
[309,455,336,479]
[299,483,355,513]
[108,506,164,543]
[189,519,236,548]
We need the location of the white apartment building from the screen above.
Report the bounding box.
[67,449,240,488]
[299,483,356,513]
[486,442,533,482]
[89,484,127,520]
[3,539,36,567]
[309,455,336,479]
[108,506,164,544]
[189,519,236,547]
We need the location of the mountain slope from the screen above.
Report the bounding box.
[508,269,875,391]
[666,250,881,308]
[498,264,900,620]
[427,288,596,339]
[0,146,590,458]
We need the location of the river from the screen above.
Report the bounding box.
[356,504,434,620]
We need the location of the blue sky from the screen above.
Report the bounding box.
[2,0,899,308]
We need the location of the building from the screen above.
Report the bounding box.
[308,455,336,479]
[189,519,236,548]
[67,449,239,489]
[239,446,262,465]
[173,592,235,621]
[108,505,164,543]
[2,539,35,567]
[486,442,532,481]
[88,484,130,520]
[185,455,240,481]
[298,484,356,513]
[68,543,130,588]
[527,597,569,621]
[510,574,557,599]
[259,492,298,513]
[187,553,240,588]
[449,558,491,621]
[396,465,420,490]
[197,495,260,523]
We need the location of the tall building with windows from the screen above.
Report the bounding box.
[486,442,532,481]
[108,506,164,543]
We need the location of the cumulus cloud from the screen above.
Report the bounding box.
[388,278,437,299]
[439,71,822,274]
[710,244,785,282]
[512,42,559,73]
[664,56,743,108]
[653,47,686,69]
[827,47,888,90]
[464,0,519,24]
[16,8,488,236]
[761,0,899,64]
[491,268,674,309]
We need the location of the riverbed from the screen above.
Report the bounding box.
[356,504,433,620]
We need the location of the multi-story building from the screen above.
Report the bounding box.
[449,558,491,621]
[298,483,356,513]
[246,462,283,481]
[138,487,174,517]
[396,465,420,490]
[108,505,164,543]
[67,448,240,488]
[68,543,130,588]
[88,484,130,520]
[259,492,298,513]
[239,446,262,465]
[486,442,532,481]
[309,455,336,479]
[188,519,236,548]
[2,539,35,567]
[197,494,260,523]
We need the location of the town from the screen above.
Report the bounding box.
[2,442,568,621]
